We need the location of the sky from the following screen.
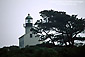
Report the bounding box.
[0,0,85,48]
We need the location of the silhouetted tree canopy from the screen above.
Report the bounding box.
[31,10,85,46]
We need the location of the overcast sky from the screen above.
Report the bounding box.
[0,0,85,48]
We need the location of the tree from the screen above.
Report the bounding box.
[31,10,85,46]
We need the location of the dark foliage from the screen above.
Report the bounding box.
[31,10,85,46]
[0,45,85,57]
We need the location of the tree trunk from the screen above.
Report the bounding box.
[71,38,74,46]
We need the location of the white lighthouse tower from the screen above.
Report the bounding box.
[24,14,33,34]
[19,14,40,48]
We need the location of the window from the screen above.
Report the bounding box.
[25,19,28,23]
[30,34,32,38]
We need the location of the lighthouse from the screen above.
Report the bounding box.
[19,14,40,48]
[24,14,33,34]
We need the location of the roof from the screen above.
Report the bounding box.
[19,34,27,39]
[18,34,28,39]
[25,14,33,19]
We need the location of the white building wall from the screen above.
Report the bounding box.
[19,33,40,48]
[24,33,40,47]
[19,35,24,48]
